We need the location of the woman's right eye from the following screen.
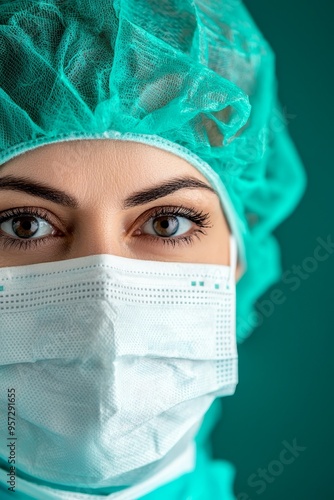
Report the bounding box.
[1,214,55,240]
[0,207,62,251]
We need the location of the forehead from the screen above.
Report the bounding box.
[0,139,219,213]
[0,139,206,183]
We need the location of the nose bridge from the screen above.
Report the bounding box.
[68,210,124,258]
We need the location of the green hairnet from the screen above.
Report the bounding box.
[0,0,306,341]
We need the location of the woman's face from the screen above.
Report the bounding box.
[0,139,240,277]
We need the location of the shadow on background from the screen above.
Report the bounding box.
[211,1,333,499]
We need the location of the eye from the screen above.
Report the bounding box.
[1,215,54,239]
[141,213,192,238]
[134,205,212,248]
[0,209,56,240]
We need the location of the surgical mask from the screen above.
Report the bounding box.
[0,235,238,490]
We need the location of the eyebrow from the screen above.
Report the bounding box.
[0,175,217,209]
[0,175,79,208]
[123,176,217,208]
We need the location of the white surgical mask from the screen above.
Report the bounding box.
[0,235,238,490]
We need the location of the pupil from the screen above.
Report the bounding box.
[12,216,39,239]
[22,221,32,230]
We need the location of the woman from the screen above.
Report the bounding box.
[0,1,306,499]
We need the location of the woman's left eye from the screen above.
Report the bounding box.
[135,206,212,246]
[141,213,192,238]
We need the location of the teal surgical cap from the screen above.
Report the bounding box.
[0,0,306,341]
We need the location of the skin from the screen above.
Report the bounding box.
[0,139,241,279]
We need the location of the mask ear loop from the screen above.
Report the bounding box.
[227,233,237,289]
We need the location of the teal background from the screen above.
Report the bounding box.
[211,1,334,499]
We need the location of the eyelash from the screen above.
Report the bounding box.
[0,205,212,251]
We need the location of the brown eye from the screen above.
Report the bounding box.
[152,216,179,237]
[1,214,54,240]
[141,213,192,238]
[12,216,39,239]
